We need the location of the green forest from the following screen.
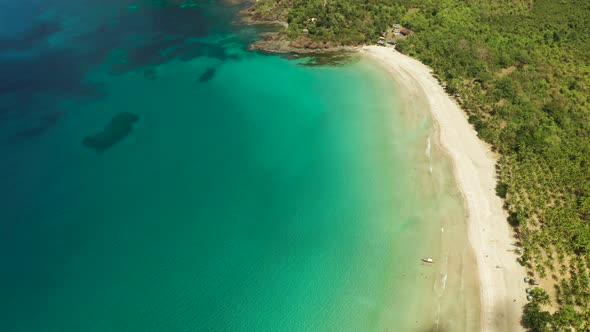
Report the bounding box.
[249,0,590,330]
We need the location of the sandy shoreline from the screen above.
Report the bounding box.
[362,46,526,331]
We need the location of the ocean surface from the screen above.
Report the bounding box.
[0,1,477,331]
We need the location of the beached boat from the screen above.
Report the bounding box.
[421,258,434,263]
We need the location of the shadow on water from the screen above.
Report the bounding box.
[0,0,249,141]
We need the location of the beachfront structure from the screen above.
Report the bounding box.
[400,28,413,36]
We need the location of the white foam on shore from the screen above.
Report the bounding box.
[426,136,433,173]
[441,273,448,292]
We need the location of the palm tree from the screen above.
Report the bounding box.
[531,288,551,306]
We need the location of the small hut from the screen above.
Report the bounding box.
[400,28,413,36]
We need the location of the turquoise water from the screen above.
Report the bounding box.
[0,1,465,330]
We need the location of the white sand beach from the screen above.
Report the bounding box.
[363,45,526,331]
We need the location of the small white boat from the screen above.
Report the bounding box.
[421,258,434,263]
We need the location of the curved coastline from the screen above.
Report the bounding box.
[362,45,526,331]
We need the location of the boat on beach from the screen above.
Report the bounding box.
[421,258,434,263]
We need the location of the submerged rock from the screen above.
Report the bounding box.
[143,67,158,80]
[198,67,216,82]
[83,112,139,152]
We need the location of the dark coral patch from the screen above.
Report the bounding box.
[1,0,247,141]
[83,112,139,152]
[198,67,216,82]
[0,21,62,51]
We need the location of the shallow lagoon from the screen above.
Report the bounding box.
[0,1,475,330]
